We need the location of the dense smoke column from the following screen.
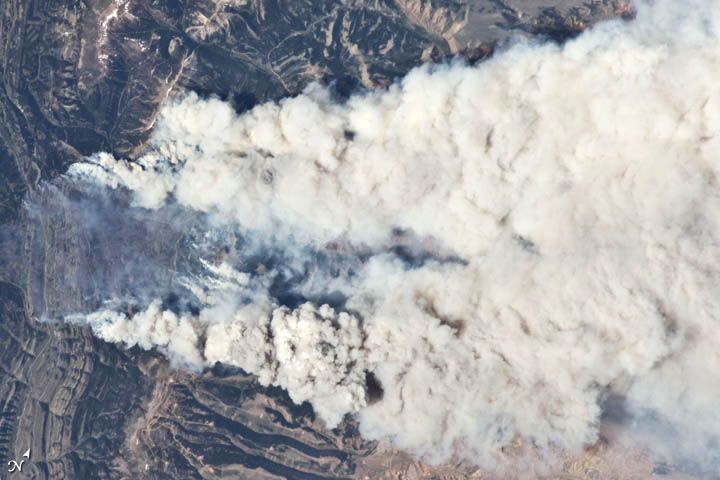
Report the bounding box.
[34,0,720,469]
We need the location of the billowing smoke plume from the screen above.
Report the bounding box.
[59,0,720,467]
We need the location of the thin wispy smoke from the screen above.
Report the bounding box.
[60,0,720,468]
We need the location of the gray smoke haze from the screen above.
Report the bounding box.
[49,0,720,469]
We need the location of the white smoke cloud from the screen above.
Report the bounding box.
[203,300,368,427]
[78,300,205,371]
[65,0,720,468]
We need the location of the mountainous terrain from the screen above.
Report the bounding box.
[0,1,636,478]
